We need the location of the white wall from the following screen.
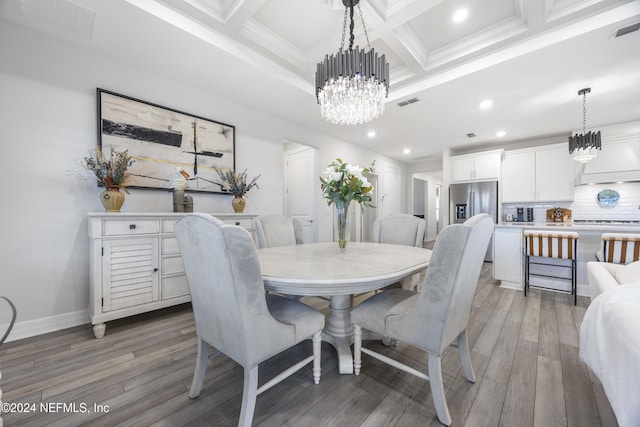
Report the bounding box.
[0,21,406,339]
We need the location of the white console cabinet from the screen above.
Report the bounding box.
[88,212,257,338]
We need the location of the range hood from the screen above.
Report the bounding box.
[577,133,640,185]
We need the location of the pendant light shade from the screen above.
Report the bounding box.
[568,88,601,163]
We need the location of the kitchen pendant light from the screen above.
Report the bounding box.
[568,88,601,163]
[315,0,390,125]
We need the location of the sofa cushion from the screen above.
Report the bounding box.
[615,261,640,285]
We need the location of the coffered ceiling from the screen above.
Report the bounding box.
[2,0,640,162]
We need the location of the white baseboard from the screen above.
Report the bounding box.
[6,309,90,343]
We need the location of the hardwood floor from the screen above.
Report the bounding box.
[1,264,617,426]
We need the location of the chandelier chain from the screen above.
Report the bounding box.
[340,8,348,50]
[357,3,371,50]
[348,2,355,50]
[582,91,587,133]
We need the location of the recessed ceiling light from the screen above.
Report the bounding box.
[453,9,468,23]
[479,100,493,109]
[367,130,376,138]
[403,148,411,155]
[496,130,506,137]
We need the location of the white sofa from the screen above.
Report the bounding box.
[586,260,640,300]
[580,261,640,427]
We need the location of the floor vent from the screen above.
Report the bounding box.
[398,97,419,107]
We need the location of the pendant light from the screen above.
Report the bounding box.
[568,88,601,163]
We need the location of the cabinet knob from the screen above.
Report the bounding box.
[153,268,158,272]
[235,221,240,226]
[129,224,136,230]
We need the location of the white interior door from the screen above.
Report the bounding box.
[381,163,401,217]
[285,145,317,243]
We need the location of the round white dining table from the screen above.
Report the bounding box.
[257,242,432,374]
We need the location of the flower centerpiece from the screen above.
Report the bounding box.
[320,158,374,251]
[214,168,261,213]
[82,147,134,212]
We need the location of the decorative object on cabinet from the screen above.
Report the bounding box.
[320,158,375,251]
[169,168,193,213]
[524,230,579,305]
[213,168,260,213]
[546,208,572,222]
[98,88,235,193]
[315,0,389,125]
[568,88,601,164]
[87,212,257,338]
[597,189,620,206]
[81,146,133,212]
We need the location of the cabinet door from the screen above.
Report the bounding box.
[501,152,536,203]
[474,153,501,180]
[102,238,159,312]
[535,147,574,201]
[493,227,523,286]
[451,157,474,182]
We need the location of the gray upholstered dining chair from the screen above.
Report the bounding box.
[372,214,426,290]
[352,214,494,426]
[254,214,304,249]
[174,213,324,427]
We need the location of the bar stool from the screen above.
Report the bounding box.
[595,233,640,264]
[523,230,579,305]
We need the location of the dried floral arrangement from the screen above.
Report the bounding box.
[214,168,260,195]
[82,147,134,191]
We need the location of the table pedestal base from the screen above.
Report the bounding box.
[323,295,354,374]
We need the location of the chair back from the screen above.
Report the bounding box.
[372,214,425,247]
[254,215,304,248]
[524,230,578,260]
[601,233,640,264]
[175,214,293,367]
[387,214,493,354]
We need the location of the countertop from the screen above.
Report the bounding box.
[496,222,640,232]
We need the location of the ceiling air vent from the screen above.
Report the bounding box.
[466,133,476,138]
[614,22,640,38]
[397,97,419,107]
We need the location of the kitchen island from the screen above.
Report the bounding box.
[493,222,640,296]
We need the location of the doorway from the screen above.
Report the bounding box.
[284,142,318,243]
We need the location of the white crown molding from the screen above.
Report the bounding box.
[241,19,306,70]
[546,0,609,22]
[426,15,528,71]
[393,24,429,68]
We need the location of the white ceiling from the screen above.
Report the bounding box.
[2,0,640,163]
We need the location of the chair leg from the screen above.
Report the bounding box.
[353,324,362,375]
[428,353,452,426]
[457,330,476,383]
[312,331,322,384]
[189,338,210,398]
[239,366,259,427]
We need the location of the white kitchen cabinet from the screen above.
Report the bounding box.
[493,226,523,288]
[88,212,257,338]
[451,150,502,182]
[501,144,574,203]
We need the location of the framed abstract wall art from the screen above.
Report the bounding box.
[97,88,235,193]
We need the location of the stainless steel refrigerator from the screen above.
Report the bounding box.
[449,180,498,261]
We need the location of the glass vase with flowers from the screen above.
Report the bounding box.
[320,158,375,251]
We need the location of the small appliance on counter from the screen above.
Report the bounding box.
[546,207,572,223]
[526,208,534,222]
[516,207,524,222]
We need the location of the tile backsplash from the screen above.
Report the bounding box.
[503,182,640,222]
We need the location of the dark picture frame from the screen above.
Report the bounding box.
[97,88,235,193]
